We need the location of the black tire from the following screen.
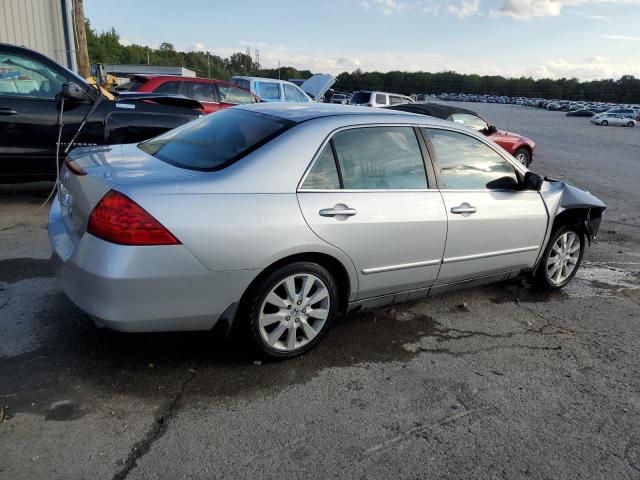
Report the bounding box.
[601,120,608,126]
[245,262,339,360]
[514,148,531,167]
[534,224,585,290]
[627,121,635,128]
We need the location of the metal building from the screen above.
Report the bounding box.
[0,0,77,71]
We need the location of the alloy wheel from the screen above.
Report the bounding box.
[258,273,330,352]
[515,152,528,166]
[546,231,580,286]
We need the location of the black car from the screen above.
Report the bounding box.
[0,43,203,183]
[567,109,595,117]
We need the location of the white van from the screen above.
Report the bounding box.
[349,91,414,107]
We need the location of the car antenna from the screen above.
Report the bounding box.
[506,102,514,131]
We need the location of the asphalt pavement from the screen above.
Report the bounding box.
[1,103,639,480]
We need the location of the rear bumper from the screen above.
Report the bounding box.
[48,198,256,332]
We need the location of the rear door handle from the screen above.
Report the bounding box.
[0,108,18,115]
[451,203,477,215]
[319,205,357,217]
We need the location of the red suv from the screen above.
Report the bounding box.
[116,75,260,114]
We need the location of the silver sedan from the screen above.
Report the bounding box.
[49,104,606,359]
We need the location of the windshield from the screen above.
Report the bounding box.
[138,109,295,171]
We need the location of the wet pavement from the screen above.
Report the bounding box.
[1,104,640,479]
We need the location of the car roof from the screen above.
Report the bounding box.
[235,102,453,126]
[387,102,483,120]
[231,76,292,84]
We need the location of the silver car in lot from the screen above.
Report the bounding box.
[49,104,606,359]
[590,113,636,127]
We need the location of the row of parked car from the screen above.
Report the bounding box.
[437,92,639,127]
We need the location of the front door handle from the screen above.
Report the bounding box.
[451,203,477,215]
[0,108,18,115]
[319,204,357,218]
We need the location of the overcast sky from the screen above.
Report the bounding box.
[85,0,640,80]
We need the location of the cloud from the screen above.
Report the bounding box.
[359,0,407,14]
[494,0,640,19]
[532,57,640,80]
[599,34,640,41]
[188,42,206,52]
[447,0,481,17]
[585,14,609,19]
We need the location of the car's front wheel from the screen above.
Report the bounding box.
[514,148,531,167]
[246,262,338,359]
[627,121,635,127]
[535,225,585,290]
[601,120,608,126]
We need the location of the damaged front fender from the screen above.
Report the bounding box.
[540,178,607,243]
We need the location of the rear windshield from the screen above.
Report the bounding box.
[138,109,294,171]
[350,91,371,104]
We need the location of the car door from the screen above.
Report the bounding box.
[188,81,220,114]
[0,47,93,181]
[422,127,548,286]
[297,125,447,299]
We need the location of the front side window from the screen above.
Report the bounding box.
[301,144,340,190]
[256,81,281,101]
[332,127,427,190]
[424,128,517,190]
[190,82,217,102]
[0,51,66,99]
[375,94,386,105]
[448,113,488,131]
[217,84,255,104]
[138,109,294,171]
[283,83,306,102]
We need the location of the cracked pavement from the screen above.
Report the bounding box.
[1,103,640,479]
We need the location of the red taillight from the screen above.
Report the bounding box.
[87,190,180,246]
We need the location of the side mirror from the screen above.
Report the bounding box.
[486,125,498,134]
[61,82,88,102]
[523,171,544,191]
[486,176,520,190]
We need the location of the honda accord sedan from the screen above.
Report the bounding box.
[49,103,605,359]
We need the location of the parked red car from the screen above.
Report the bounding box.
[115,75,260,114]
[388,103,536,167]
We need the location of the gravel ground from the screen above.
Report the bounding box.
[1,104,639,480]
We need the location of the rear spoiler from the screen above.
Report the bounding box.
[114,92,204,110]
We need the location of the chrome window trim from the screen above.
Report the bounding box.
[443,245,540,264]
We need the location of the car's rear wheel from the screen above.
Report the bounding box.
[535,225,584,290]
[514,148,531,167]
[246,262,338,359]
[601,120,608,126]
[627,121,635,127]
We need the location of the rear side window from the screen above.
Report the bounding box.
[190,82,217,102]
[332,127,427,190]
[154,81,181,95]
[375,94,386,105]
[301,144,340,190]
[138,109,294,171]
[256,81,281,101]
[389,96,404,105]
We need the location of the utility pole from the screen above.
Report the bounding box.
[147,48,150,65]
[278,60,280,80]
[207,52,211,79]
[73,0,90,77]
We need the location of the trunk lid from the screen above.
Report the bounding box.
[300,74,336,101]
[58,144,203,244]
